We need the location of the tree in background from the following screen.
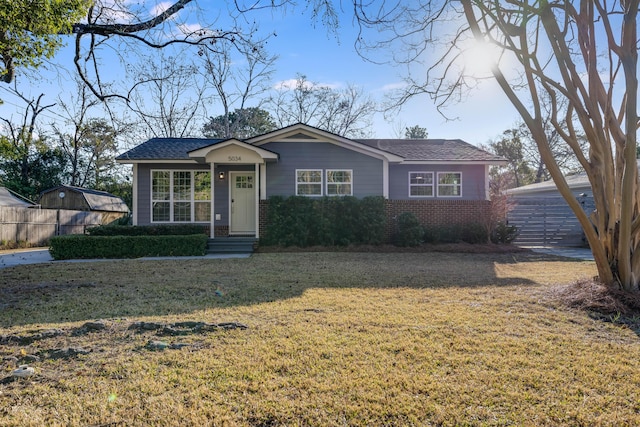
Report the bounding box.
[485,128,535,189]
[0,86,67,200]
[405,125,428,139]
[354,1,640,291]
[76,118,119,189]
[202,108,276,139]
[200,39,277,139]
[269,74,376,138]
[127,54,206,138]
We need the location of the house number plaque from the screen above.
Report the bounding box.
[228,156,242,161]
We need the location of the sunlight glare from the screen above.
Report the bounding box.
[461,40,502,78]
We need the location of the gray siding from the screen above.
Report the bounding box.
[388,164,488,201]
[262,141,383,197]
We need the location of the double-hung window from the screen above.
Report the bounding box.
[409,172,434,197]
[296,169,353,196]
[151,170,212,222]
[437,172,462,197]
[296,170,323,196]
[326,170,352,196]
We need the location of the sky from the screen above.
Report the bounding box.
[0,1,523,146]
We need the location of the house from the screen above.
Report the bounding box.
[116,123,506,240]
[39,185,130,224]
[505,174,594,247]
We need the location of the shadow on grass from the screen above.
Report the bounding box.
[0,251,595,328]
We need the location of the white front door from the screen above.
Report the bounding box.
[230,172,256,234]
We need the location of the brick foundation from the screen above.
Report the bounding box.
[384,199,491,241]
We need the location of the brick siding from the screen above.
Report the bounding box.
[384,199,491,241]
[259,199,492,243]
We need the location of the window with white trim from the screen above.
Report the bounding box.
[409,172,434,197]
[326,170,352,196]
[296,170,323,196]
[151,170,211,222]
[437,172,462,197]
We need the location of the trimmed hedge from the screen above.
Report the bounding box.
[86,224,208,236]
[261,195,386,247]
[49,234,208,260]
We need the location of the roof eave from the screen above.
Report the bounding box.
[399,159,508,165]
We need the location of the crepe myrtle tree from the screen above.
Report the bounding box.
[353,1,640,291]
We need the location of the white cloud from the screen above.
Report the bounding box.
[273,78,342,91]
[379,82,407,92]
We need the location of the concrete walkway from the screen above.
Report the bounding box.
[0,248,250,269]
[526,246,594,261]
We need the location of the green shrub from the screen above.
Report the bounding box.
[87,224,207,236]
[491,221,519,244]
[261,196,386,247]
[460,223,489,244]
[423,223,489,244]
[49,234,208,260]
[395,212,424,247]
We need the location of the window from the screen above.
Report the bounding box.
[409,172,434,197]
[173,171,191,222]
[326,170,353,196]
[296,170,323,196]
[437,172,462,197]
[152,171,170,221]
[151,170,212,222]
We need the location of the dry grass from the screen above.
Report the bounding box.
[1,251,640,426]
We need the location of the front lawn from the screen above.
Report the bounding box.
[1,252,639,426]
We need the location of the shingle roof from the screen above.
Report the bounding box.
[41,185,130,213]
[116,135,505,163]
[356,139,505,162]
[116,138,224,161]
[0,187,34,207]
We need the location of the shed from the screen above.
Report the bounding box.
[0,187,35,207]
[38,185,130,224]
[505,173,594,247]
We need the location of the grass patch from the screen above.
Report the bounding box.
[1,252,640,426]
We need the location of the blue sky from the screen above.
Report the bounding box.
[0,1,522,145]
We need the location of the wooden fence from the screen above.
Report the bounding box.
[0,207,103,245]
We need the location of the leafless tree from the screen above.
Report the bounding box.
[52,77,100,186]
[126,53,207,138]
[353,1,640,291]
[0,83,55,186]
[269,74,377,138]
[200,39,277,138]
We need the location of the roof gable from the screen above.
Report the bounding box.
[188,139,278,163]
[247,123,404,162]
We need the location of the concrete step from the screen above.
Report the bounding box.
[207,237,256,254]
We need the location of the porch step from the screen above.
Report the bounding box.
[207,237,257,254]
